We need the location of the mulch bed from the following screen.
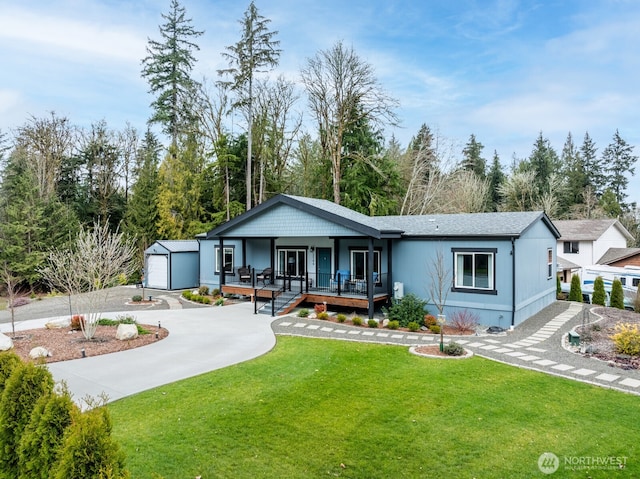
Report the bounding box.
[7,324,169,364]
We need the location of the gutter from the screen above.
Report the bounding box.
[511,237,516,327]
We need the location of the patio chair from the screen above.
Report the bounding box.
[330,270,350,292]
[238,267,251,283]
[256,267,272,285]
[355,272,379,294]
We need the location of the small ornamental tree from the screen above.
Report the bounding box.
[610,278,625,310]
[634,285,640,313]
[592,276,606,306]
[17,386,78,479]
[556,275,561,298]
[568,274,583,302]
[52,406,129,479]
[0,362,54,479]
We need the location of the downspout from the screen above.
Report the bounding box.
[220,238,225,287]
[511,237,516,328]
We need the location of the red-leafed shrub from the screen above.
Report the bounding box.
[449,309,480,333]
[70,315,85,331]
[314,303,326,314]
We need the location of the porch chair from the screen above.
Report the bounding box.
[256,267,273,285]
[355,272,379,294]
[238,266,251,283]
[330,270,350,292]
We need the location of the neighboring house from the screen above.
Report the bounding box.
[144,240,200,290]
[202,194,559,327]
[555,219,635,282]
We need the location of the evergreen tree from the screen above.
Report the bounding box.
[141,0,203,145]
[568,274,583,302]
[580,132,605,196]
[218,1,281,211]
[560,132,587,210]
[599,189,623,218]
[17,389,78,479]
[0,352,21,394]
[461,134,486,178]
[610,278,625,309]
[0,362,54,479]
[527,132,560,194]
[487,150,505,211]
[592,276,606,306]
[601,129,637,208]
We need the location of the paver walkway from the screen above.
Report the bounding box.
[272,301,640,396]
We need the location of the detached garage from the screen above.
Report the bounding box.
[144,240,200,290]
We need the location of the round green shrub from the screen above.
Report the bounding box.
[429,324,441,334]
[407,321,420,332]
[131,295,143,303]
[317,311,329,320]
[387,320,399,330]
[336,313,347,323]
[385,293,428,327]
[368,319,378,328]
[351,316,363,326]
[198,285,210,296]
[298,309,310,317]
[443,342,465,356]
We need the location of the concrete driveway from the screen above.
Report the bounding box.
[43,302,276,405]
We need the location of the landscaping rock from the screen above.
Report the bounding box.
[29,346,51,359]
[116,323,138,341]
[0,333,13,351]
[45,317,71,329]
[382,318,389,327]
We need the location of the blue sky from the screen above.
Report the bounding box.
[1,0,639,181]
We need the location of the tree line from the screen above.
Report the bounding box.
[0,0,637,292]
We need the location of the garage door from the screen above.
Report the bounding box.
[147,255,168,289]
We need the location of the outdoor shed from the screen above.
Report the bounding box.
[144,240,200,290]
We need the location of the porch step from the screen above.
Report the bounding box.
[257,290,303,316]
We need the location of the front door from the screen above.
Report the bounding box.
[317,248,331,287]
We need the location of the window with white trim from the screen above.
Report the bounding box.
[277,248,307,277]
[350,249,381,282]
[215,246,234,274]
[453,249,495,291]
[547,248,553,279]
[563,241,579,254]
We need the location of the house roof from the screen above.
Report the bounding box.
[557,256,581,271]
[597,247,640,265]
[206,194,560,240]
[155,240,199,253]
[553,219,634,242]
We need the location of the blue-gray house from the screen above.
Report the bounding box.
[144,240,200,290]
[201,194,560,326]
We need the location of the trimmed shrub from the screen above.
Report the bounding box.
[131,295,143,303]
[0,362,54,478]
[635,286,640,313]
[52,406,129,479]
[351,316,363,326]
[568,274,583,302]
[182,291,193,300]
[612,323,640,356]
[443,342,465,356]
[610,278,625,310]
[429,325,441,334]
[70,315,85,331]
[0,352,21,395]
[385,293,428,327]
[215,298,224,306]
[407,321,420,332]
[336,313,347,323]
[368,319,378,328]
[449,309,480,333]
[211,288,220,297]
[18,389,78,479]
[317,311,329,320]
[423,314,437,327]
[556,275,561,298]
[387,320,400,330]
[592,276,606,306]
[198,285,210,296]
[297,309,310,318]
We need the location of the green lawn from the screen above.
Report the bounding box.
[109,337,640,478]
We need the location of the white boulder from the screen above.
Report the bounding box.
[116,323,138,341]
[29,346,51,359]
[0,333,13,351]
[45,317,71,329]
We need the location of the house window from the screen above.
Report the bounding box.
[277,248,306,277]
[215,246,234,274]
[547,248,553,279]
[633,278,640,287]
[563,241,579,254]
[453,249,495,292]
[350,249,381,282]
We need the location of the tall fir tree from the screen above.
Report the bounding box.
[487,150,505,211]
[461,134,486,178]
[601,129,637,208]
[560,132,587,211]
[580,132,605,196]
[218,1,281,211]
[527,132,560,194]
[141,0,203,146]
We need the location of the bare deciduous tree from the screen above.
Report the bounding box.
[0,262,23,337]
[301,41,398,205]
[41,223,136,340]
[427,248,452,317]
